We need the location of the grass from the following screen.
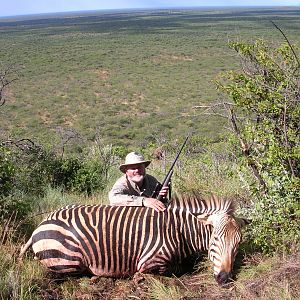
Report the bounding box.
[0,181,298,299]
[2,241,298,299]
[0,6,299,300]
[233,253,300,300]
[1,7,300,146]
[0,183,297,300]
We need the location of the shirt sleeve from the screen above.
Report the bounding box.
[108,178,144,206]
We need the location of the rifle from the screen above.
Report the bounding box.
[152,134,190,202]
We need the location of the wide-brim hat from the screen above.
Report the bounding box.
[119,152,151,173]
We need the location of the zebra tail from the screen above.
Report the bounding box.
[18,236,33,260]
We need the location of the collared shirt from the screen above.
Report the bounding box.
[108,174,161,206]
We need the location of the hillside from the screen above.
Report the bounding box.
[1,7,300,147]
[0,8,299,299]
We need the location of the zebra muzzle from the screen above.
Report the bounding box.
[214,271,233,286]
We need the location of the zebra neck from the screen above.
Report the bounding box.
[174,210,212,255]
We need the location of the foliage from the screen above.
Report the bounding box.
[0,140,115,224]
[1,9,300,146]
[64,144,114,194]
[0,193,35,226]
[251,179,299,253]
[0,141,56,196]
[0,249,44,300]
[0,145,37,223]
[216,38,300,253]
[0,146,15,196]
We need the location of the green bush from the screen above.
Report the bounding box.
[217,39,300,253]
[52,156,81,190]
[0,142,57,196]
[0,144,46,224]
[0,193,34,223]
[68,154,109,194]
[0,146,15,196]
[0,140,115,224]
[251,181,299,253]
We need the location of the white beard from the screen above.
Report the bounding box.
[130,174,144,185]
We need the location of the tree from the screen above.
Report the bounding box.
[0,63,20,196]
[0,63,20,107]
[213,38,299,253]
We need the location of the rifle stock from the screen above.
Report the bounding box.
[156,170,173,201]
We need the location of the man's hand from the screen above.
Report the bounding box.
[158,186,169,197]
[143,197,166,212]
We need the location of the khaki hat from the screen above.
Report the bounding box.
[119,152,151,173]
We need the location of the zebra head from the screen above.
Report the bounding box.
[198,212,250,286]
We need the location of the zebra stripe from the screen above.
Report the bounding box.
[19,193,247,284]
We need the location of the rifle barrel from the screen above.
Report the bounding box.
[166,134,190,175]
[157,134,190,200]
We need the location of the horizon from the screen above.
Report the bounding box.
[0,0,299,19]
[0,4,299,20]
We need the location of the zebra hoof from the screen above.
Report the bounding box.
[91,276,99,282]
[133,272,146,285]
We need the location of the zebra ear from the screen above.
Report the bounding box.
[235,217,251,228]
[197,213,214,226]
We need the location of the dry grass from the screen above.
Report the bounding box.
[234,253,300,300]
[1,187,298,299]
[2,204,298,300]
[2,247,297,300]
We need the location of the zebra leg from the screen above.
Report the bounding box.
[138,255,170,276]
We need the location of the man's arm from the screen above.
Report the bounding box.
[108,178,144,206]
[109,175,166,212]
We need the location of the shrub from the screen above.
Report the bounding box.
[0,140,56,196]
[69,155,107,194]
[52,156,82,190]
[250,177,300,253]
[216,38,300,253]
[0,140,115,225]
[0,146,15,196]
[0,193,35,224]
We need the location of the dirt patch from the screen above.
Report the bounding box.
[38,110,52,125]
[152,53,193,64]
[91,69,110,81]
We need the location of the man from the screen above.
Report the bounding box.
[109,152,168,212]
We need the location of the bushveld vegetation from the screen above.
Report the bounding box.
[1,7,300,146]
[0,7,299,300]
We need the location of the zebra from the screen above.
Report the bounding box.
[19,193,249,285]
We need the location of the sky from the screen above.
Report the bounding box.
[0,0,299,18]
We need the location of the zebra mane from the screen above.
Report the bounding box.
[169,192,236,215]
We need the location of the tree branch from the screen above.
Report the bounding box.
[229,108,267,192]
[0,64,20,107]
[270,20,300,69]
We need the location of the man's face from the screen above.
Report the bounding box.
[125,163,146,184]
